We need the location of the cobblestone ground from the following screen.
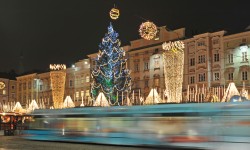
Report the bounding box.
[0,136,155,150]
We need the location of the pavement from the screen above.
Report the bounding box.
[0,135,167,150]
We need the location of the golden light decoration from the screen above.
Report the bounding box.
[50,64,66,70]
[162,41,185,53]
[110,8,120,20]
[50,71,66,109]
[162,41,185,103]
[139,21,157,40]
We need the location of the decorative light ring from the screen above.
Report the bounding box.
[110,8,120,20]
[139,21,157,40]
[162,41,185,53]
[50,64,66,70]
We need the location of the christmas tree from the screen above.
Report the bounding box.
[91,23,131,105]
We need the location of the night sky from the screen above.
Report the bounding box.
[0,0,249,73]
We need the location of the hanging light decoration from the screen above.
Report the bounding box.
[162,41,185,53]
[139,21,157,40]
[110,7,120,20]
[49,64,66,70]
[162,40,185,103]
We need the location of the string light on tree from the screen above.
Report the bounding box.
[110,7,120,20]
[91,23,131,105]
[139,21,157,40]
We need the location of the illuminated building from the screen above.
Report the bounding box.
[223,31,250,95]
[15,59,90,108]
[183,30,250,100]
[4,29,249,107]
[88,26,185,104]
[183,31,226,93]
[0,78,17,104]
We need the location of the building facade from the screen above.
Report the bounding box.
[223,31,250,91]
[88,26,186,104]
[3,29,249,107]
[0,78,17,104]
[183,31,226,90]
[15,59,90,108]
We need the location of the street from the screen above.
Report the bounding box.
[0,135,179,150]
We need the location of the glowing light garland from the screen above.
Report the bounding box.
[110,8,120,20]
[162,41,184,52]
[50,64,66,70]
[139,21,157,40]
[162,41,185,103]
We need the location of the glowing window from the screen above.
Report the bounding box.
[86,76,90,82]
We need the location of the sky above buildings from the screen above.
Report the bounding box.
[0,0,249,73]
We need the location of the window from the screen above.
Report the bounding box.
[85,90,89,97]
[154,78,160,87]
[228,54,233,63]
[19,83,22,91]
[3,90,6,95]
[28,81,31,89]
[154,55,160,68]
[197,41,205,46]
[144,80,149,87]
[23,83,26,90]
[69,80,73,87]
[198,73,206,82]
[190,58,195,66]
[190,76,195,84]
[242,71,248,80]
[214,73,220,81]
[81,76,84,83]
[12,93,15,98]
[86,76,90,82]
[76,92,79,98]
[228,73,233,80]
[242,38,247,43]
[213,39,219,45]
[11,86,15,90]
[198,55,205,63]
[134,63,140,72]
[242,52,248,62]
[144,62,149,70]
[39,85,42,91]
[214,53,220,62]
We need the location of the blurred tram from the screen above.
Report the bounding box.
[24,102,250,149]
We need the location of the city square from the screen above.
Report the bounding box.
[0,0,250,150]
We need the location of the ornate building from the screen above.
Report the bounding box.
[88,26,185,104]
[3,28,249,107]
[223,31,250,92]
[0,78,17,104]
[183,31,226,90]
[15,59,90,108]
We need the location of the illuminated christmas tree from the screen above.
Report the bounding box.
[91,23,131,105]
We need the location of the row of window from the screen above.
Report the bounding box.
[189,71,248,83]
[228,52,248,63]
[133,78,159,88]
[197,39,219,47]
[69,76,90,87]
[190,52,248,66]
[134,59,162,72]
